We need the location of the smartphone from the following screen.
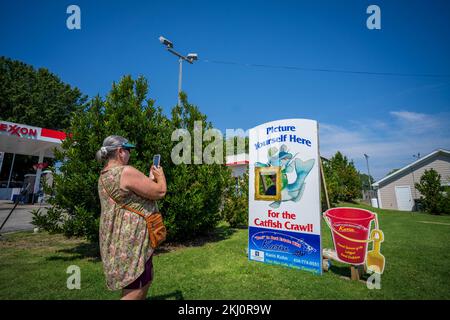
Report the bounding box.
[153,154,161,168]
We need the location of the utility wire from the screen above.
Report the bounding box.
[202,59,450,79]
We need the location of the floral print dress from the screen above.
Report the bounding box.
[98,165,156,290]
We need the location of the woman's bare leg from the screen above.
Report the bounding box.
[121,281,151,300]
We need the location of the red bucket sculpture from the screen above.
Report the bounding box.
[323,207,376,265]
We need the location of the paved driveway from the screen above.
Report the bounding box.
[0,200,49,233]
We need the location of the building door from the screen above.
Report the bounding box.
[395,186,414,211]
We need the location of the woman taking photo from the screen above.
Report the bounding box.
[96,135,166,300]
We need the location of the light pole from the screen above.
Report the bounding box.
[364,154,372,191]
[411,152,421,200]
[159,36,198,107]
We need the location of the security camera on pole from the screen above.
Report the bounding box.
[159,36,198,107]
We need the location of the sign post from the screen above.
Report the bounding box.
[248,119,322,274]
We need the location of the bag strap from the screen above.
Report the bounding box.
[100,175,146,219]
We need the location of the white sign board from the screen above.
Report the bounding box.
[248,119,322,274]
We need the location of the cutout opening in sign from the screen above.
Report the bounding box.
[254,166,282,201]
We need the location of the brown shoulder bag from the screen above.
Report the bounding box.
[100,176,166,249]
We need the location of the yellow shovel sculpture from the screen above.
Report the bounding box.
[366,229,385,274]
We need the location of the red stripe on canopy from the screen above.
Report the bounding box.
[41,128,66,140]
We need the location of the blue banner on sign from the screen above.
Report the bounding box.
[248,226,322,274]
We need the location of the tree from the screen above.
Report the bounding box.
[323,151,361,204]
[415,169,444,214]
[359,173,375,190]
[33,75,232,242]
[161,92,231,240]
[0,57,87,186]
[0,56,86,130]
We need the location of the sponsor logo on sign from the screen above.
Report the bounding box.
[250,249,265,262]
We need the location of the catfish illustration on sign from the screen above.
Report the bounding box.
[255,144,315,208]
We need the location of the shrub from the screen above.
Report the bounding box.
[437,192,450,214]
[31,208,63,234]
[415,168,446,215]
[223,171,249,228]
[33,75,233,242]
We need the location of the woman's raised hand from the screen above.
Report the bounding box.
[150,165,164,182]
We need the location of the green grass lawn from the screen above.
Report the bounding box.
[1,203,450,300]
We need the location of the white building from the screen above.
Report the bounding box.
[372,149,450,211]
[225,153,248,177]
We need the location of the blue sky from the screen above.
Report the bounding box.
[1,0,450,180]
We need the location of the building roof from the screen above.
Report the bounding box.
[0,120,66,157]
[372,149,450,187]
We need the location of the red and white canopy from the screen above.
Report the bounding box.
[0,120,66,158]
[225,153,249,166]
[225,153,249,178]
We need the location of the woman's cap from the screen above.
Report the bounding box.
[102,136,135,149]
[97,135,135,162]
[100,136,135,154]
